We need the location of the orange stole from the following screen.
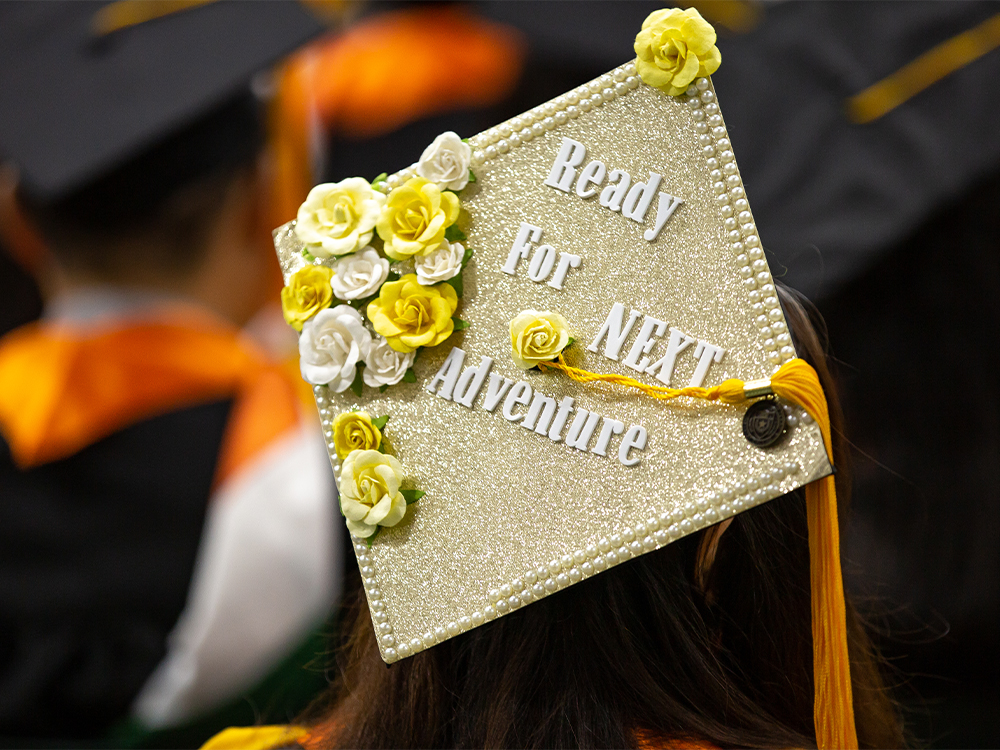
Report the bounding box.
[269,5,527,224]
[0,317,302,484]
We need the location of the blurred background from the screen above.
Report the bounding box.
[1,1,998,747]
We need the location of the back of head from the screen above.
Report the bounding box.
[0,0,324,284]
[18,90,265,279]
[306,284,905,749]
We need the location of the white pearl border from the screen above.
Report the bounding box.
[484,460,803,623]
[334,65,809,663]
[683,77,795,373]
[372,62,641,195]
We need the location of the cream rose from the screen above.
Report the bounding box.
[330,246,390,301]
[416,131,473,191]
[339,449,407,539]
[299,305,372,390]
[295,178,386,258]
[414,240,464,286]
[510,310,571,369]
[363,336,416,387]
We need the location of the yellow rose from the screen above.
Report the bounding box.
[376,177,461,260]
[339,449,407,539]
[295,178,386,258]
[510,310,570,370]
[332,411,382,460]
[280,265,333,331]
[366,274,458,353]
[634,8,721,96]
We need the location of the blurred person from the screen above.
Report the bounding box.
[0,2,343,744]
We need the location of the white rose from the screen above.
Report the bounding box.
[330,246,390,300]
[295,178,386,259]
[414,240,464,286]
[299,305,372,390]
[363,336,416,387]
[416,131,472,191]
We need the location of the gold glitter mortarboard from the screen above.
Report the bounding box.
[274,8,857,748]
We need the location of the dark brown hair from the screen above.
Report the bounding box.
[18,92,264,278]
[305,284,904,749]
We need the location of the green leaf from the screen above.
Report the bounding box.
[467,168,477,184]
[371,415,390,430]
[443,273,463,298]
[402,367,416,383]
[386,270,400,282]
[365,527,381,547]
[444,224,467,243]
[379,384,388,393]
[350,292,379,311]
[371,172,388,186]
[400,489,425,504]
[566,337,575,348]
[349,364,364,398]
[461,137,471,144]
[461,247,474,266]
[301,248,316,262]
[452,317,469,331]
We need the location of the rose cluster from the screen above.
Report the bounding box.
[329,411,423,540]
[281,132,477,394]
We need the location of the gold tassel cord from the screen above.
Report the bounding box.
[542,355,858,749]
[537,354,747,404]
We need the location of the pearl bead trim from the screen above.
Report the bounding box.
[372,62,641,195]
[485,460,803,624]
[330,67,804,663]
[318,382,804,664]
[684,77,794,374]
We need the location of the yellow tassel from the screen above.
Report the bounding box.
[542,355,858,749]
[773,361,858,750]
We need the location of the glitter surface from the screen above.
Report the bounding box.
[275,68,832,661]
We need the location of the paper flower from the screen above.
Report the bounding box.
[416,131,473,191]
[414,240,464,286]
[510,310,571,369]
[363,336,416,387]
[331,410,382,459]
[367,274,458,353]
[330,246,390,301]
[280,265,333,331]
[339,449,407,539]
[299,305,372,390]
[376,177,460,260]
[295,178,386,258]
[634,8,721,96]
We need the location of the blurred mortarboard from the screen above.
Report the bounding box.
[0,0,324,202]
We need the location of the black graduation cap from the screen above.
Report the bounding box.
[0,0,324,202]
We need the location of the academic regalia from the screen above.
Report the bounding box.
[0,293,341,739]
[0,2,340,742]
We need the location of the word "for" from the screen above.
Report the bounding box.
[502,222,581,290]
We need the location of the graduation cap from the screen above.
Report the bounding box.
[0,0,323,203]
[274,8,857,748]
